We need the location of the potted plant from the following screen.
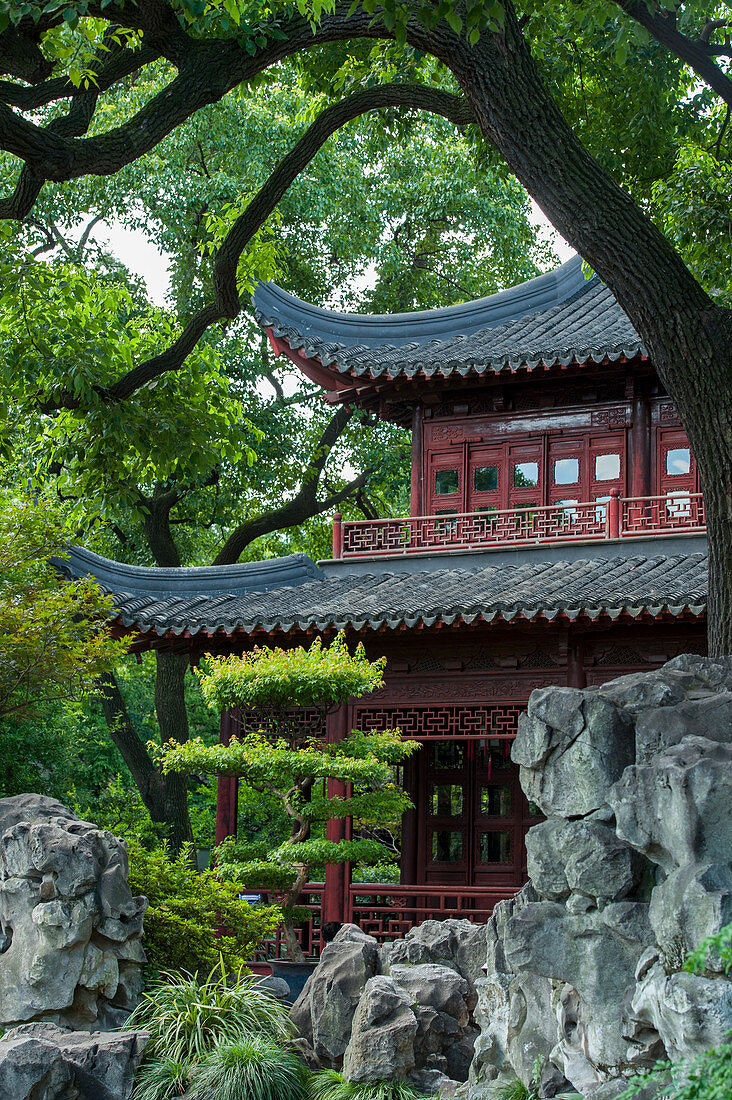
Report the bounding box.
[161,635,419,974]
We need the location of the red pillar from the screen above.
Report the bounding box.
[322,704,349,926]
[410,405,424,517]
[630,390,651,499]
[332,512,343,559]
[215,710,239,846]
[567,634,587,690]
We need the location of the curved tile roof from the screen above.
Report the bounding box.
[76,552,706,640]
[254,256,645,382]
[54,546,324,599]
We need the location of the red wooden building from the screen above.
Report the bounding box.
[64,257,708,952]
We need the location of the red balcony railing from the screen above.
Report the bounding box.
[348,884,506,942]
[332,492,705,560]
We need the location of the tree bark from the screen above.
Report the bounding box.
[154,651,194,853]
[406,4,732,654]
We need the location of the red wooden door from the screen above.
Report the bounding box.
[422,738,539,888]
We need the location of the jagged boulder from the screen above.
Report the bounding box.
[649,862,732,970]
[342,976,417,1083]
[526,817,644,904]
[609,736,732,872]
[512,688,634,817]
[630,951,732,1061]
[0,795,147,1031]
[291,924,379,1067]
[0,1022,148,1100]
[464,657,732,1099]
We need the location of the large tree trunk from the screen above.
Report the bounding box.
[409,5,732,654]
[99,668,192,852]
[154,651,195,852]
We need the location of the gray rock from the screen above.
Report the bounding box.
[342,975,417,1083]
[504,900,652,1074]
[290,924,379,1066]
[630,957,732,1060]
[513,689,634,817]
[0,1022,148,1099]
[635,693,732,763]
[649,863,732,971]
[386,918,488,990]
[256,975,291,1000]
[526,818,644,903]
[0,795,147,1030]
[388,963,477,1083]
[609,736,732,871]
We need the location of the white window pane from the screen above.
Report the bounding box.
[594,453,620,481]
[553,457,579,485]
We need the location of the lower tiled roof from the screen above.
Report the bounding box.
[105,552,707,640]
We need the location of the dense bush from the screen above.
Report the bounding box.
[126,836,282,974]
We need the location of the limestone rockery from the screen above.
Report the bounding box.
[292,656,732,1099]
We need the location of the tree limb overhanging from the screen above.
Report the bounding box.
[36,82,473,410]
[213,405,371,565]
[612,0,732,108]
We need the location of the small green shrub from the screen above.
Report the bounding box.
[131,1056,189,1100]
[126,837,282,974]
[188,1035,310,1100]
[128,961,293,1064]
[309,1069,426,1100]
[487,1082,529,1100]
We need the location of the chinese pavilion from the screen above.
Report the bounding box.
[63,256,708,952]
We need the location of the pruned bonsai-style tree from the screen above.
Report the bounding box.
[160,634,419,961]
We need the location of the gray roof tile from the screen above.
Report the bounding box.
[75,552,706,639]
[254,256,644,381]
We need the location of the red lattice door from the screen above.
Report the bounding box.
[657,429,698,520]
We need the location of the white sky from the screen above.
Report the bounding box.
[95,199,575,309]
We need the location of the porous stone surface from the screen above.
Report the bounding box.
[293,918,486,1092]
[512,688,634,817]
[342,976,417,1083]
[462,656,732,1099]
[293,658,732,1098]
[0,794,147,1031]
[0,1021,148,1099]
[290,924,379,1067]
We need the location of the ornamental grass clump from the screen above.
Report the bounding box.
[187,1034,310,1100]
[128,961,293,1064]
[309,1070,427,1100]
[129,961,305,1100]
[161,634,420,961]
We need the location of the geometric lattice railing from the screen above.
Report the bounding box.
[334,492,706,559]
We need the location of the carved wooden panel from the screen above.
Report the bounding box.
[355,702,524,740]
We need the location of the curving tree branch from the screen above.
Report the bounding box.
[213,405,371,565]
[37,81,473,410]
[0,3,383,196]
[612,1,732,108]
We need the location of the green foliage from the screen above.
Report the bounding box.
[129,961,293,1060]
[131,1057,190,1100]
[162,635,418,957]
[125,837,282,974]
[618,1041,732,1100]
[197,634,386,713]
[129,962,301,1100]
[0,490,124,719]
[187,1034,310,1100]
[486,1081,529,1100]
[684,922,732,976]
[309,1070,427,1100]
